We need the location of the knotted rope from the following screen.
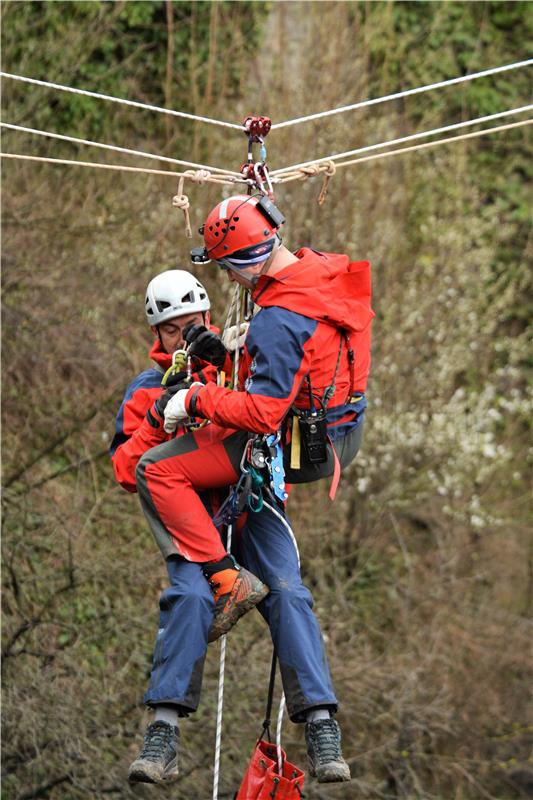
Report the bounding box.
[172,176,191,237]
[172,169,216,238]
[274,159,337,204]
[317,160,336,205]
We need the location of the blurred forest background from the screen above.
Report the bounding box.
[2,2,531,799]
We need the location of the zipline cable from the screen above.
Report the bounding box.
[325,117,533,171]
[3,60,530,135]
[2,120,530,182]
[271,58,533,130]
[0,152,243,183]
[0,71,244,131]
[271,105,533,175]
[0,122,243,177]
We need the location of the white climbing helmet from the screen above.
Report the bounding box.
[145,270,210,326]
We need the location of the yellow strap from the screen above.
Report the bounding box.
[290,416,301,470]
[218,370,226,387]
[161,365,175,386]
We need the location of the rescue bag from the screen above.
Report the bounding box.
[235,650,305,799]
[235,740,304,799]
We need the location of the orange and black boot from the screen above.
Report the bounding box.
[203,556,269,642]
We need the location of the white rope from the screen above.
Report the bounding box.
[3,120,530,188]
[0,71,244,131]
[327,118,533,170]
[223,284,241,334]
[271,105,533,175]
[0,152,243,183]
[273,118,533,183]
[261,498,301,775]
[262,500,301,568]
[1,122,243,177]
[212,286,245,800]
[233,289,242,389]
[212,522,233,800]
[272,58,533,130]
[276,694,286,775]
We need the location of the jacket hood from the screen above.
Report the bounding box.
[149,338,173,370]
[252,248,374,334]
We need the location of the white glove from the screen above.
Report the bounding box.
[163,383,202,433]
[221,322,249,353]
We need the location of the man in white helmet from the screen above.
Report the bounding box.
[111,269,222,490]
[110,269,268,786]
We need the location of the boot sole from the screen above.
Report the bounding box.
[208,584,269,642]
[309,759,351,783]
[128,757,179,784]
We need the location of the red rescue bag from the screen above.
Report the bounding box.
[235,739,305,799]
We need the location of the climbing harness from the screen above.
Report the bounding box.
[211,432,288,530]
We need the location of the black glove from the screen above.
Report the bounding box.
[183,323,227,368]
[162,369,189,388]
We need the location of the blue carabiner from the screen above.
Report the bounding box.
[266,434,288,502]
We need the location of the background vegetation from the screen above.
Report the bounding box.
[2,2,531,799]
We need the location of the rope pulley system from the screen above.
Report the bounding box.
[2,59,532,237]
[240,114,274,197]
[2,59,533,800]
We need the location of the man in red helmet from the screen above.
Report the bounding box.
[132,194,373,784]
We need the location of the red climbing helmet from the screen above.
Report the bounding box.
[202,194,285,261]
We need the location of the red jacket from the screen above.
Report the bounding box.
[188,249,373,440]
[110,338,219,492]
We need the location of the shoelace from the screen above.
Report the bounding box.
[139,722,175,761]
[208,578,224,602]
[308,720,342,763]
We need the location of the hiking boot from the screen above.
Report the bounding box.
[128,721,179,784]
[207,566,269,642]
[305,718,351,783]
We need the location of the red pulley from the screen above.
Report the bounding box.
[242,115,272,141]
[240,162,269,181]
[240,163,256,181]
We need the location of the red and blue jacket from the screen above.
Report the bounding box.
[187,249,373,442]
[110,338,219,492]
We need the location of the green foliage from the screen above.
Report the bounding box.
[1,0,268,142]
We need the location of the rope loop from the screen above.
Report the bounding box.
[184,167,212,184]
[172,176,192,238]
[298,163,321,179]
[317,160,336,205]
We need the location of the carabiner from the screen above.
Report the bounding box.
[161,348,188,386]
[253,162,266,195]
[262,164,274,199]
